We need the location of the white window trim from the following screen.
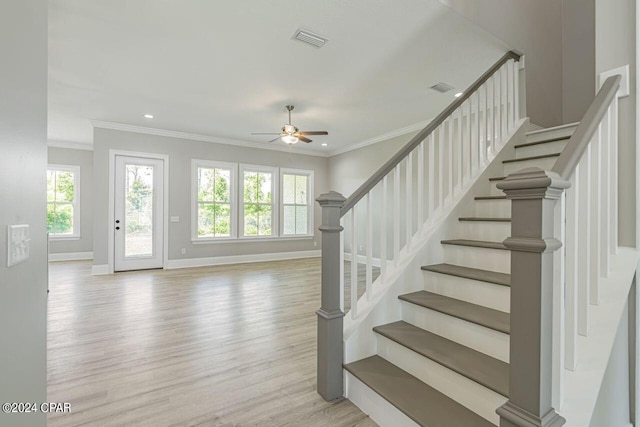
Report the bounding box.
[280,168,315,237]
[47,164,81,239]
[239,163,279,239]
[191,159,239,242]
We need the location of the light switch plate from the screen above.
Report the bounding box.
[7,224,30,267]
[600,64,630,98]
[170,216,180,223]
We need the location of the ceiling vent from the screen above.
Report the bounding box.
[292,29,328,48]
[429,82,454,94]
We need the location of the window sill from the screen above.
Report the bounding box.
[48,235,81,241]
[191,235,315,245]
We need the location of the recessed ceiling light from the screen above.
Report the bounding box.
[454,92,463,98]
[321,143,328,147]
[144,114,154,119]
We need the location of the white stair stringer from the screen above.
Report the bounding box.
[400,300,510,363]
[376,335,506,425]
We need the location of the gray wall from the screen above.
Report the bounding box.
[438,0,564,128]
[92,128,329,266]
[595,0,636,247]
[0,1,48,426]
[562,0,596,123]
[48,147,94,254]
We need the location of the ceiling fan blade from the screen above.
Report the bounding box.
[252,132,280,135]
[298,135,312,143]
[298,131,328,136]
[267,136,282,143]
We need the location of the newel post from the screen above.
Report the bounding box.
[316,191,346,401]
[496,168,569,427]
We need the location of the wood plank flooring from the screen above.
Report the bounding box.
[47,259,376,427]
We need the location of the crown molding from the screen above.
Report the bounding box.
[90,120,329,157]
[327,118,432,157]
[47,139,94,151]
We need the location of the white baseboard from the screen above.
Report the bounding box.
[165,250,321,270]
[91,264,110,275]
[49,251,93,262]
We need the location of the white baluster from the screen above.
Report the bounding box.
[509,60,515,130]
[366,192,373,301]
[564,170,578,370]
[514,59,520,121]
[438,126,444,209]
[484,83,489,161]
[601,110,611,277]
[429,133,435,217]
[418,141,425,230]
[406,153,413,249]
[380,176,388,283]
[552,190,566,410]
[394,165,400,265]
[491,75,497,153]
[499,65,504,144]
[340,216,345,313]
[468,99,473,177]
[458,108,464,189]
[448,118,454,200]
[476,91,481,170]
[611,99,618,254]
[589,135,600,305]
[350,207,358,319]
[577,149,591,336]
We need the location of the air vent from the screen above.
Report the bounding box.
[429,82,454,94]
[292,29,328,48]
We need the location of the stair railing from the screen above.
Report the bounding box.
[316,50,525,401]
[496,74,622,426]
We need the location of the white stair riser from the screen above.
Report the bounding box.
[345,372,420,427]
[474,199,511,217]
[377,336,504,426]
[423,272,510,312]
[526,124,577,143]
[443,244,510,274]
[401,301,510,362]
[503,156,559,175]
[515,140,569,158]
[455,221,511,241]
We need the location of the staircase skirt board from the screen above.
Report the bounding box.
[374,321,509,396]
[344,356,495,427]
[399,291,510,334]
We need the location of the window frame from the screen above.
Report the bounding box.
[191,159,239,242]
[280,168,314,237]
[47,164,81,240]
[239,163,279,239]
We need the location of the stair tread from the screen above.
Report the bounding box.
[475,195,508,200]
[459,217,511,222]
[515,135,570,149]
[399,291,510,334]
[374,321,509,397]
[344,355,495,427]
[441,239,508,250]
[421,263,510,286]
[502,152,561,164]
[488,176,506,182]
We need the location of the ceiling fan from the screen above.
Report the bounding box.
[252,105,328,144]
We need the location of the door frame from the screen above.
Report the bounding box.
[108,149,169,274]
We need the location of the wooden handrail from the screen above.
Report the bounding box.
[552,75,621,180]
[339,50,522,217]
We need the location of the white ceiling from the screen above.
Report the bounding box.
[48,0,509,155]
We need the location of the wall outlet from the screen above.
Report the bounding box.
[7,224,30,267]
[313,241,317,247]
[181,248,186,255]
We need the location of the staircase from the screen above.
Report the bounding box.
[343,124,575,426]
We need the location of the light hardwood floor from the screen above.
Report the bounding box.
[47,259,376,427]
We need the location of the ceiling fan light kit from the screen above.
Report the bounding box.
[251,105,328,145]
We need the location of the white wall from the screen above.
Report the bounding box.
[596,0,637,247]
[48,146,94,255]
[0,1,48,426]
[92,128,330,268]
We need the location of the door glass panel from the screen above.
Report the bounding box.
[125,164,154,257]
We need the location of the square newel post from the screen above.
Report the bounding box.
[316,191,346,401]
[496,168,569,427]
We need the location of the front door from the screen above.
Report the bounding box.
[114,155,164,271]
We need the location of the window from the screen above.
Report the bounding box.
[192,160,237,240]
[281,169,314,236]
[240,164,278,237]
[47,165,80,238]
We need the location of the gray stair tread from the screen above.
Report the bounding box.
[441,239,508,250]
[422,263,510,286]
[374,321,509,397]
[489,176,506,182]
[475,195,508,200]
[515,135,570,149]
[344,355,495,427]
[399,291,510,334]
[502,152,561,164]
[459,217,511,222]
